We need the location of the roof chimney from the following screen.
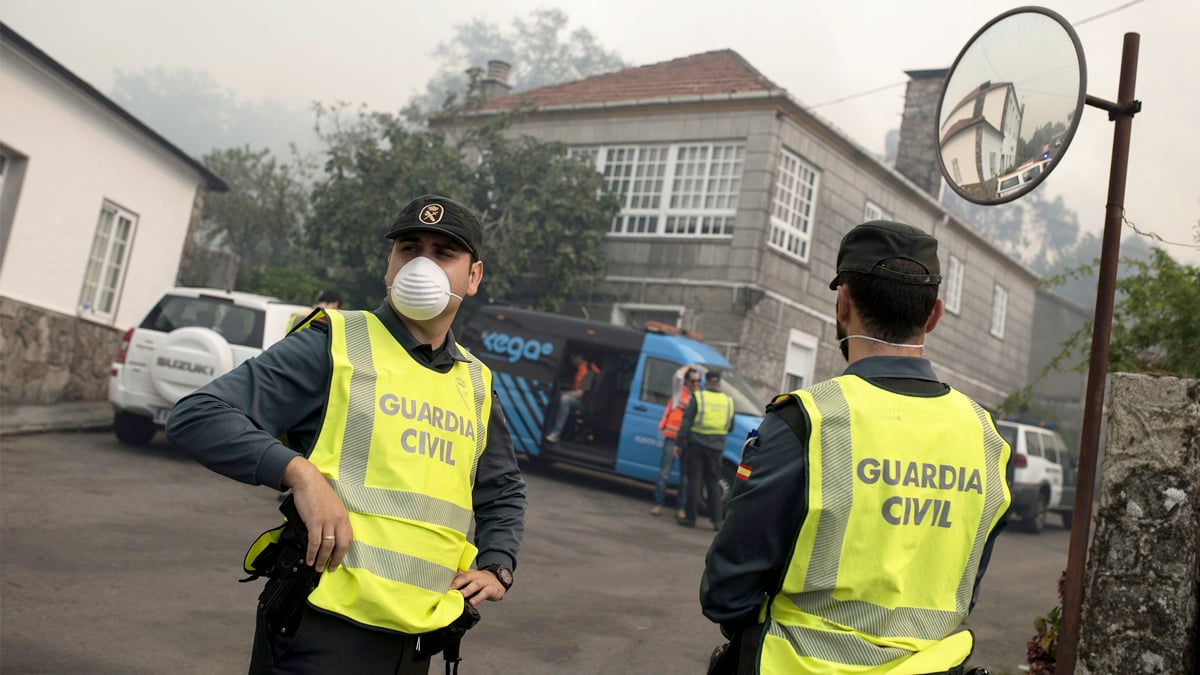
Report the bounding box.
[483,60,512,101]
[895,69,949,198]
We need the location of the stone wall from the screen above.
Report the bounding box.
[0,296,121,404]
[1078,373,1199,673]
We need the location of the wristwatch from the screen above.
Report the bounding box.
[480,563,514,590]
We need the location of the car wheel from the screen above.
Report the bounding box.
[114,411,156,446]
[1021,490,1048,534]
[1060,510,1073,529]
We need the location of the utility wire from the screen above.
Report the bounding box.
[1074,0,1149,27]
[809,81,906,109]
[809,0,1151,110]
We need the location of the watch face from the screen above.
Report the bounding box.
[488,565,513,587]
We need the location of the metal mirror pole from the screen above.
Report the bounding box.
[1057,31,1140,675]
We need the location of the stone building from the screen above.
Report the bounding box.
[466,51,1039,408]
[0,23,227,404]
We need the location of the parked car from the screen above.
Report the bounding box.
[108,288,311,445]
[994,419,1077,533]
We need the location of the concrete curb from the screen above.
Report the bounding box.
[0,401,114,437]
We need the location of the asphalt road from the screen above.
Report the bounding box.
[1,430,1070,674]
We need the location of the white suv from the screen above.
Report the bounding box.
[108,287,312,445]
[994,419,1077,533]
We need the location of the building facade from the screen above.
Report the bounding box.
[0,23,226,404]
[471,51,1039,409]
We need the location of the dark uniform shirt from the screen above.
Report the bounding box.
[166,302,526,571]
[700,356,1010,637]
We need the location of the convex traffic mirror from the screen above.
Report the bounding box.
[937,6,1087,204]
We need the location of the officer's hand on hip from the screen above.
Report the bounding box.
[282,456,352,572]
[451,568,507,606]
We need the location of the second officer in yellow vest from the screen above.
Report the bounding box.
[168,195,527,675]
[677,370,735,530]
[700,221,1012,674]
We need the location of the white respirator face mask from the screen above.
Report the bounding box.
[389,256,463,321]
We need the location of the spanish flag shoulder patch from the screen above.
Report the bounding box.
[736,463,753,480]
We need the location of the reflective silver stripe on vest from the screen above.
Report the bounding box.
[466,356,486,488]
[331,481,473,535]
[342,539,457,595]
[327,312,483,536]
[779,379,1005,652]
[339,312,377,487]
[767,622,910,667]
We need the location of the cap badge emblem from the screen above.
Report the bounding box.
[419,203,445,225]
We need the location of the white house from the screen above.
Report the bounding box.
[0,22,226,404]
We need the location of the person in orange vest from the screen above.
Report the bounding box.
[651,365,700,518]
[544,354,600,444]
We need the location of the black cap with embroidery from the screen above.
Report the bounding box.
[829,220,942,290]
[385,195,483,258]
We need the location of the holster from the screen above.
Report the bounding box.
[240,495,320,636]
[417,603,481,675]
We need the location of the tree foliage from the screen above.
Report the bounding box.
[409,8,627,116]
[195,146,312,291]
[305,83,620,312]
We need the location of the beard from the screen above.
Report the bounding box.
[836,319,850,362]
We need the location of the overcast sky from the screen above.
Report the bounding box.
[5,0,1198,265]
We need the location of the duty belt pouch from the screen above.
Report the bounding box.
[241,495,319,636]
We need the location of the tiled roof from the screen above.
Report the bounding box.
[483,49,781,110]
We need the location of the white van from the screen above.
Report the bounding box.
[994,419,1077,533]
[994,158,1052,199]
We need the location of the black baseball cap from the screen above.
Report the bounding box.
[829,220,942,290]
[385,195,483,258]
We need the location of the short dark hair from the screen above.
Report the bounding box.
[843,258,938,343]
[704,370,722,382]
[316,289,342,305]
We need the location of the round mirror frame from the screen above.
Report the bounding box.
[936,6,1087,205]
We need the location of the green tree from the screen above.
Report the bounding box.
[188,146,313,292]
[409,8,627,116]
[1105,247,1200,376]
[306,81,619,312]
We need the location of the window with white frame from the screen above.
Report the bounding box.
[990,283,1008,338]
[79,202,137,320]
[572,143,744,237]
[864,200,892,222]
[944,255,965,315]
[611,303,684,331]
[769,148,820,262]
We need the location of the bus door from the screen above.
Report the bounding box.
[544,342,637,472]
[614,355,683,485]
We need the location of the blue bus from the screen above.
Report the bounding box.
[460,306,764,499]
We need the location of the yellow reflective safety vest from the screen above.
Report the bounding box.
[299,309,492,634]
[759,375,1011,674]
[692,389,734,436]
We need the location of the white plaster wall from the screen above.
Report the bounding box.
[0,43,203,330]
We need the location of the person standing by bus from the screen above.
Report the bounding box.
[676,370,734,530]
[651,366,699,518]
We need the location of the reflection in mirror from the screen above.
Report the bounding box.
[937,7,1086,204]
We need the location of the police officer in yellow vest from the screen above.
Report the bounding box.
[168,195,526,674]
[701,221,1012,675]
[677,370,735,530]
